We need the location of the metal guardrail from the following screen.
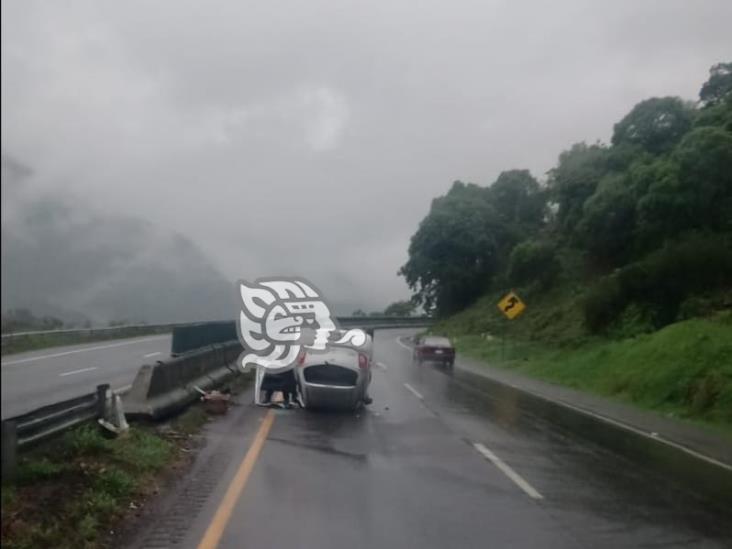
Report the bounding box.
[1,384,109,480]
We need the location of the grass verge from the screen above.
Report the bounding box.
[2,425,176,549]
[1,371,253,549]
[450,312,732,433]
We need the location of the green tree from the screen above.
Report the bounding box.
[673,126,732,231]
[577,175,637,265]
[507,240,560,289]
[547,142,609,236]
[695,93,732,132]
[611,97,694,154]
[487,170,545,231]
[700,62,732,106]
[633,158,685,248]
[399,181,508,315]
[351,309,367,317]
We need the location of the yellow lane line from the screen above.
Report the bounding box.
[197,409,275,549]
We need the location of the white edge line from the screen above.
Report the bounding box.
[376,362,388,371]
[415,333,731,472]
[395,337,412,351]
[473,442,544,500]
[403,383,423,400]
[59,366,97,377]
[144,351,162,358]
[405,331,725,471]
[553,398,732,472]
[1,335,169,366]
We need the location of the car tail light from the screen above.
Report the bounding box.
[297,350,307,366]
[358,353,368,369]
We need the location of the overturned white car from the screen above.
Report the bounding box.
[295,332,373,411]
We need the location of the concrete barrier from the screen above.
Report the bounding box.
[123,341,243,420]
[170,317,432,355]
[170,322,239,356]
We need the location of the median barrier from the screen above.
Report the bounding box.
[123,340,243,420]
[170,317,433,355]
[170,321,239,356]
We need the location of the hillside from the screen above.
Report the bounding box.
[434,289,732,430]
[1,155,234,326]
[403,63,732,429]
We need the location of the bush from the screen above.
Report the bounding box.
[112,430,172,472]
[508,240,560,289]
[93,468,135,498]
[584,232,732,332]
[16,458,65,484]
[77,514,99,542]
[63,425,109,456]
[607,303,655,339]
[619,232,732,325]
[583,275,626,333]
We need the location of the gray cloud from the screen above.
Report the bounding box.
[2,0,731,316]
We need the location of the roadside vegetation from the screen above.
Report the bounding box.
[403,63,732,430]
[442,311,732,432]
[1,372,252,549]
[2,424,180,549]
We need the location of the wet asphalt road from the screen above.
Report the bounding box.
[0,335,171,418]
[143,329,731,549]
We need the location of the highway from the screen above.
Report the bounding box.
[127,329,732,549]
[0,335,171,419]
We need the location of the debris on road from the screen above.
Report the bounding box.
[200,390,231,415]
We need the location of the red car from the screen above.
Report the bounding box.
[413,335,455,368]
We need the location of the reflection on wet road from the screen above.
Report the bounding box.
[151,329,732,549]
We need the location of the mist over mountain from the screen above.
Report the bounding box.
[1,154,235,325]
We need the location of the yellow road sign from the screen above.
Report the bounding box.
[497,291,526,320]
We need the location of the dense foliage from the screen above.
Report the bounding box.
[401,63,732,331]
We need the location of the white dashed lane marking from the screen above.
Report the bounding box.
[395,337,412,351]
[473,442,544,500]
[59,367,98,377]
[403,383,424,400]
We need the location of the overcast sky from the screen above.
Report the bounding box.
[2,1,731,311]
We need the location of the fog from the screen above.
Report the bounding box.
[2,1,731,322]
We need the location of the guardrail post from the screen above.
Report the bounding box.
[96,384,110,418]
[1,420,18,482]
